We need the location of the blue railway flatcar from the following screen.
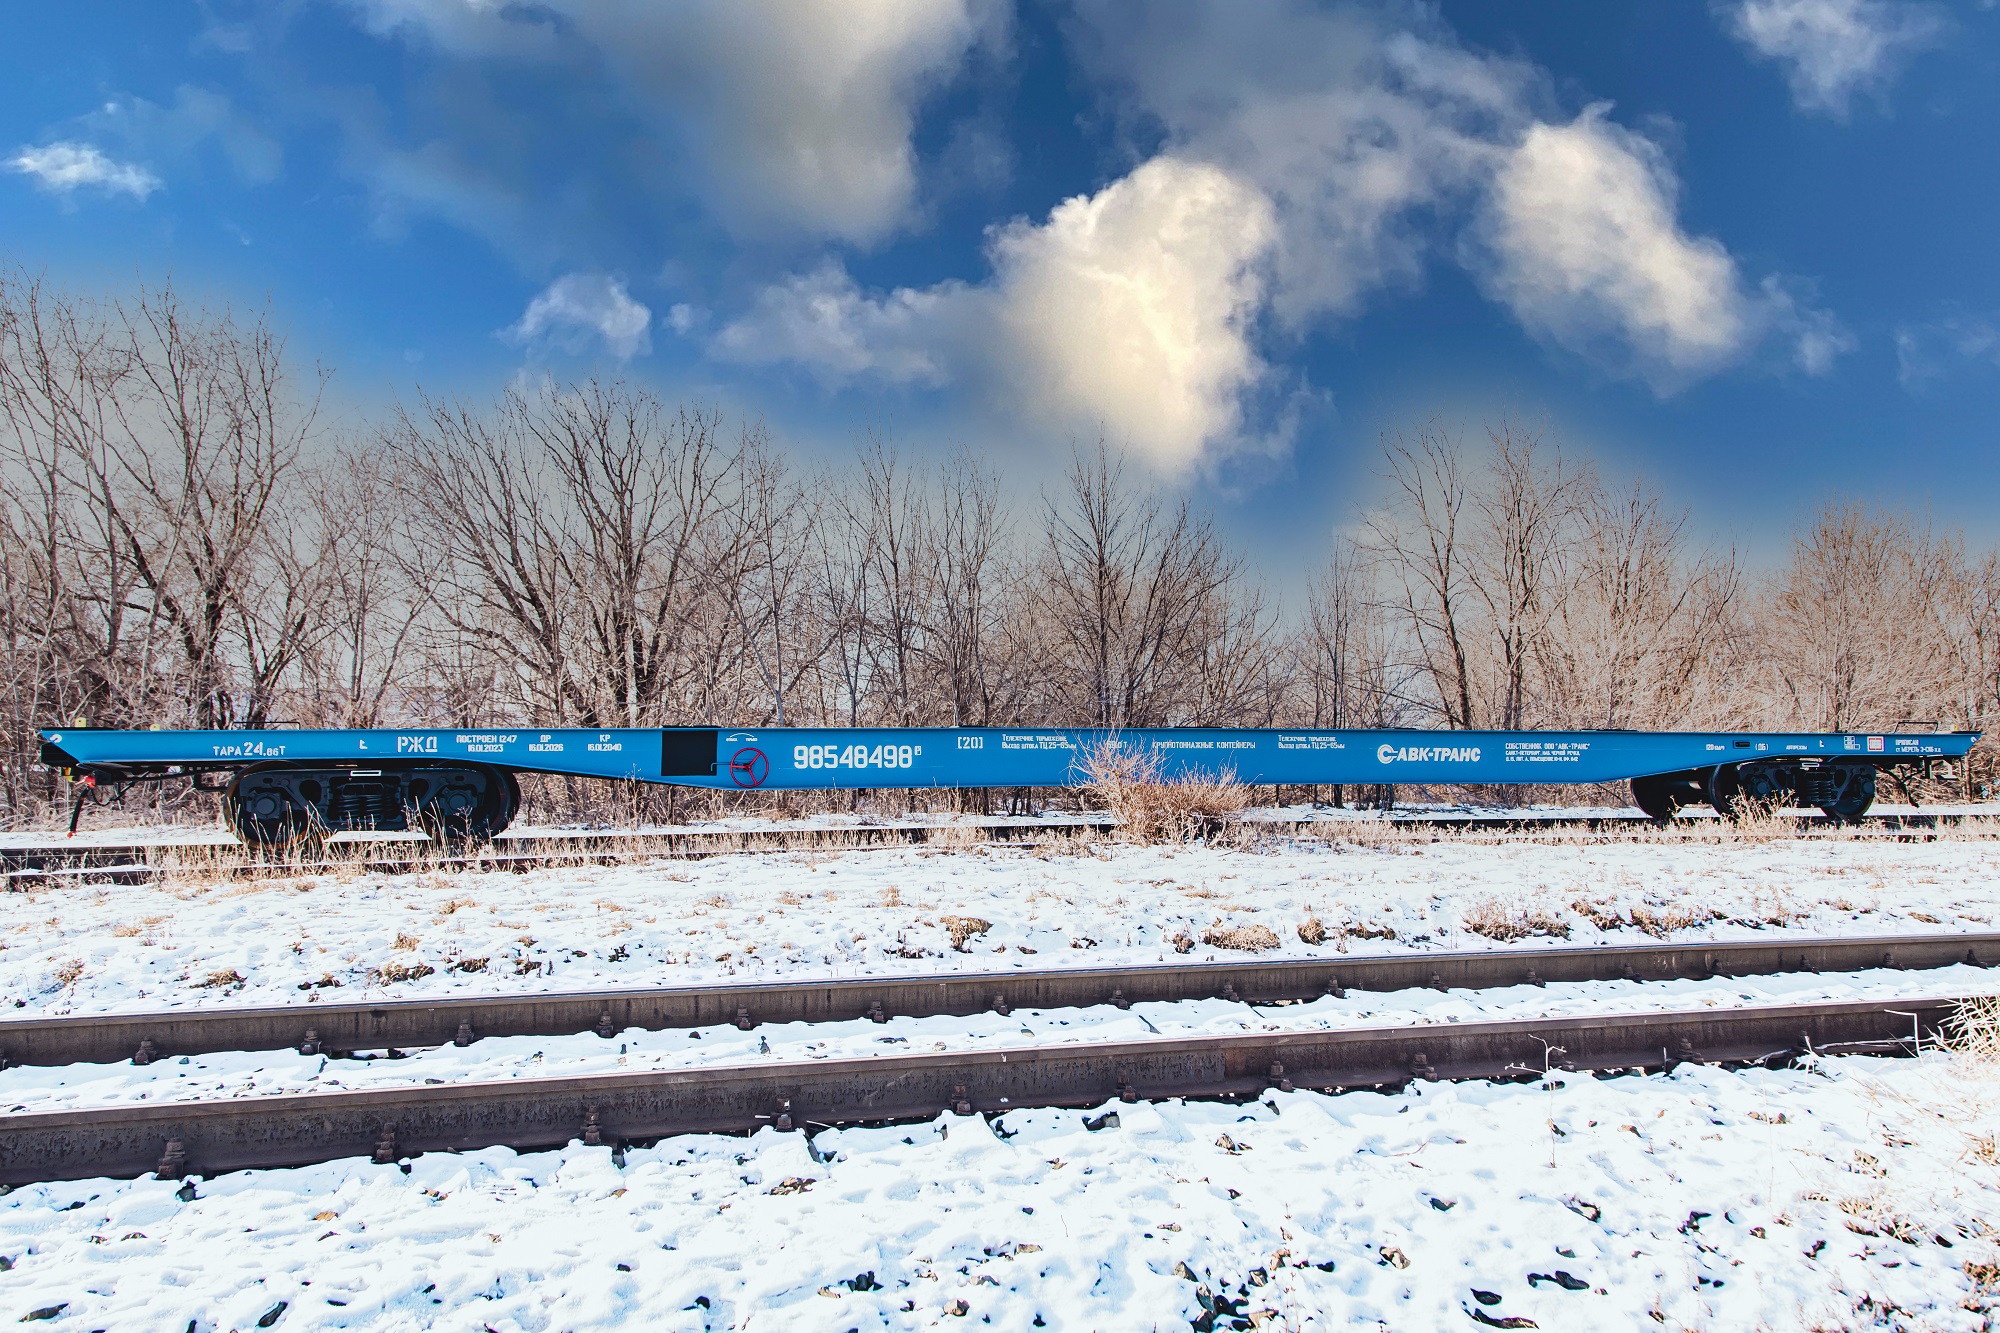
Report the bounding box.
[35,724,1980,849]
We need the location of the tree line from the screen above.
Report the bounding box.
[2,272,1994,822]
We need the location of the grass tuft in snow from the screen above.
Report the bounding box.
[1080,739,1248,844]
[1200,924,1280,952]
[1461,895,1571,942]
[1946,996,2000,1066]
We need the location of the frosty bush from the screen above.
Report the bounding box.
[1079,739,1247,844]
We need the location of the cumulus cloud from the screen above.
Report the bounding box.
[353,0,1000,242]
[1719,0,1946,115]
[1066,5,1531,329]
[983,158,1277,471]
[711,263,975,387]
[1475,110,1851,386]
[1070,2,1843,390]
[715,4,1852,464]
[503,274,653,360]
[6,142,161,200]
[1477,108,1750,385]
[716,157,1276,474]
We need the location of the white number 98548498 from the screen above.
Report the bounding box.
[793,742,916,770]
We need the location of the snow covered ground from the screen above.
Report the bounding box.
[4,1050,1999,1330]
[6,827,2000,1329]
[4,829,1999,1017]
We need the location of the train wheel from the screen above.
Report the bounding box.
[415,763,513,851]
[1706,764,1743,819]
[223,762,328,856]
[1818,763,1875,823]
[1629,774,1684,822]
[1709,762,1789,820]
[502,770,522,829]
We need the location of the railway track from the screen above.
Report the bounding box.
[2,929,1990,1069]
[0,820,1114,885]
[0,994,1964,1186]
[4,807,1993,886]
[1,930,1991,1184]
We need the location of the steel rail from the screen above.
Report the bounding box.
[5,808,1993,886]
[3,930,1990,1070]
[0,994,1963,1185]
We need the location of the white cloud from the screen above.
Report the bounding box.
[503,274,653,360]
[1475,110,1852,386]
[712,263,974,387]
[718,5,1852,461]
[715,157,1277,474]
[1066,5,1533,330]
[6,142,161,200]
[353,0,1000,243]
[1477,108,1750,385]
[1720,0,1946,115]
[983,157,1277,472]
[1068,2,1844,391]
[1072,5,1758,389]
[1895,314,2000,390]
[85,86,283,184]
[1766,279,1857,375]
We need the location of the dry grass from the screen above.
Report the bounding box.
[1837,1193,1924,1243]
[1461,895,1571,942]
[1568,897,1720,938]
[1297,915,1326,945]
[193,967,243,988]
[369,960,436,984]
[924,822,986,851]
[1629,903,1718,937]
[1080,740,1248,845]
[1733,887,1804,928]
[1945,996,2000,1066]
[941,915,992,951]
[1201,924,1280,952]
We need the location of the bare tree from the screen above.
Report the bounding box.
[924,447,1013,726]
[1293,540,1402,729]
[386,383,750,726]
[1365,424,1477,727]
[1465,422,1590,729]
[1761,505,1956,730]
[1037,445,1240,726]
[1545,477,1743,729]
[291,446,426,727]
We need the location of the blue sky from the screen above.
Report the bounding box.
[5,0,1998,579]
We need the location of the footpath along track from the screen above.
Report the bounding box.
[4,807,1995,886]
[3,930,1994,1069]
[0,994,1968,1185]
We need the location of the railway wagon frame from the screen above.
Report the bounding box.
[36,725,1980,850]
